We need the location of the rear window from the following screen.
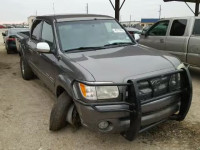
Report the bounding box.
[193,19,200,35]
[170,19,187,36]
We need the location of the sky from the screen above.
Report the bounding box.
[0,0,196,24]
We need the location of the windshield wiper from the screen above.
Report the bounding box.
[104,42,134,47]
[64,46,105,52]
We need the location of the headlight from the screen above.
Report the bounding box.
[169,74,181,90]
[96,86,119,99]
[79,83,119,100]
[79,83,97,100]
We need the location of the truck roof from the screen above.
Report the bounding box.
[36,14,114,23]
[161,16,200,20]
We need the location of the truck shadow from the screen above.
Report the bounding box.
[84,120,200,149]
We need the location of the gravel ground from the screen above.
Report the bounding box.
[0,29,200,150]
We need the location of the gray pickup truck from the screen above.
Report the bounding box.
[18,14,192,141]
[139,16,200,68]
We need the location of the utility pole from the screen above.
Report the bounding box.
[86,3,89,14]
[36,11,37,16]
[53,2,55,15]
[109,0,126,21]
[129,15,131,27]
[195,0,200,16]
[115,0,120,21]
[159,5,162,19]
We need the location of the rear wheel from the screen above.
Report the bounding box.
[20,57,34,80]
[49,92,73,131]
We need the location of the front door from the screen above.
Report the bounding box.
[35,21,59,92]
[187,19,200,67]
[165,19,188,62]
[140,20,169,51]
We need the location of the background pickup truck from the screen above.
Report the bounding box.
[139,16,200,68]
[17,14,192,141]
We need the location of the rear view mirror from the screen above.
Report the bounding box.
[134,34,140,42]
[36,42,50,53]
[2,33,6,36]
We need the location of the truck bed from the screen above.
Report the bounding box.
[17,31,30,40]
[16,31,30,52]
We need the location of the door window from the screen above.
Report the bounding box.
[41,21,55,51]
[41,21,54,43]
[41,21,54,50]
[31,20,43,41]
[193,19,200,35]
[148,21,169,36]
[170,19,187,36]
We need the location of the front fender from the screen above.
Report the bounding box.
[55,74,74,98]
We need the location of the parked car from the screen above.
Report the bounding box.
[2,28,29,54]
[125,27,141,42]
[0,25,5,29]
[18,14,192,141]
[139,16,200,68]
[125,27,142,35]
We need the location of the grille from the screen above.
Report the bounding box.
[137,73,181,102]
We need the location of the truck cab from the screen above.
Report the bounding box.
[139,17,200,68]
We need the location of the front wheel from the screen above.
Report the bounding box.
[20,57,34,80]
[49,92,73,131]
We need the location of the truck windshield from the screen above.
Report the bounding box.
[57,19,134,52]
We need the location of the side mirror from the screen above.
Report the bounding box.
[142,29,148,36]
[36,42,50,53]
[134,34,140,42]
[2,33,6,36]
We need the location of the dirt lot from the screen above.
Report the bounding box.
[0,29,200,150]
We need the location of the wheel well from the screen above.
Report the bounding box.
[56,86,66,97]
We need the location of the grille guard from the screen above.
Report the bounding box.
[73,68,193,141]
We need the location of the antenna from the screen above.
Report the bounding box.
[159,5,161,19]
[53,2,56,15]
[86,3,89,14]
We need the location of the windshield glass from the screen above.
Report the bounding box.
[57,19,134,51]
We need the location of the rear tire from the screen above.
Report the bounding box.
[20,57,34,80]
[49,92,72,131]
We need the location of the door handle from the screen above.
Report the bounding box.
[160,39,164,43]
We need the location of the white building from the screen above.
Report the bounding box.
[28,16,36,29]
[120,21,140,27]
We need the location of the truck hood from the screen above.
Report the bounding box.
[66,45,180,82]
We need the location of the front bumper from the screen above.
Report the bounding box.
[73,68,192,141]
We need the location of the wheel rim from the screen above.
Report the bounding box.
[21,60,25,75]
